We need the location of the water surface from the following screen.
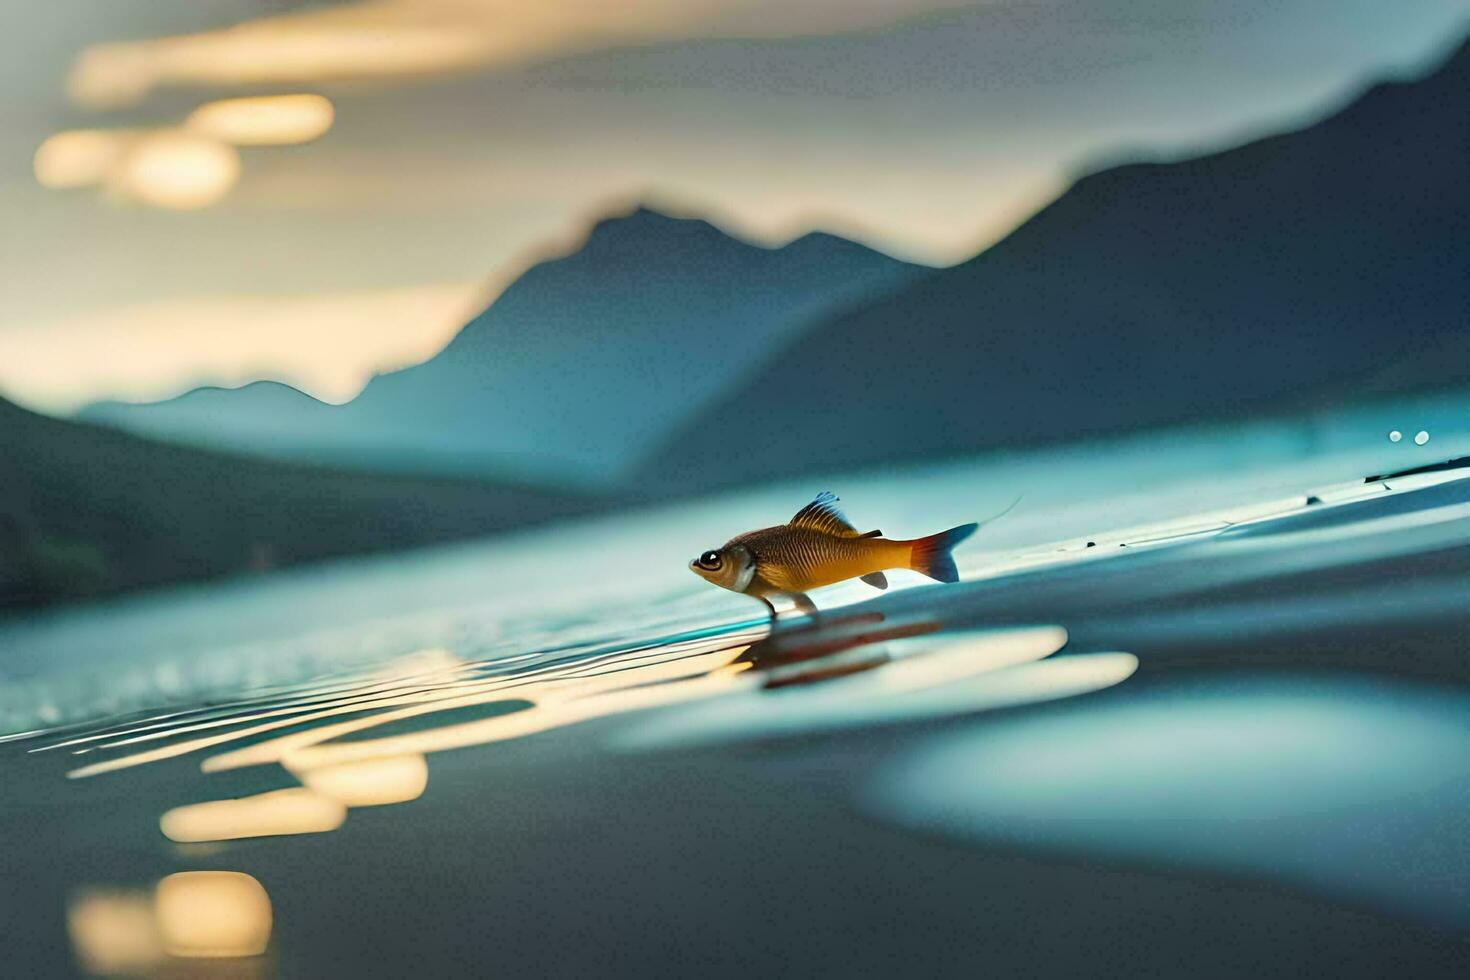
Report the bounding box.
[6,399,1470,976]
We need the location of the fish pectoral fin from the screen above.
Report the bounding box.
[773,591,819,617]
[789,491,860,537]
[860,572,889,590]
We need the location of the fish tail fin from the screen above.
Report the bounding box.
[907,523,978,583]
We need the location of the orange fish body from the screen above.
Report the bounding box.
[730,524,908,594]
[689,492,979,616]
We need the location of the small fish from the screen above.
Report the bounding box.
[689,492,980,616]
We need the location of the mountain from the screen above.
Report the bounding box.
[84,207,921,484]
[639,36,1470,491]
[85,380,339,456]
[0,395,597,609]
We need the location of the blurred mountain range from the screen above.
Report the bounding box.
[640,35,1470,489]
[84,209,920,484]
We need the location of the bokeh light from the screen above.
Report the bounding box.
[295,753,429,806]
[159,787,346,841]
[109,131,240,210]
[67,889,162,975]
[33,130,133,189]
[154,872,273,958]
[186,94,335,146]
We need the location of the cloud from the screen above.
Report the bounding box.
[0,282,490,412]
[65,0,968,108]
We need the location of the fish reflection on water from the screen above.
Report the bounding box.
[618,616,1138,749]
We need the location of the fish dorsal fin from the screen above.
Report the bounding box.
[789,491,859,537]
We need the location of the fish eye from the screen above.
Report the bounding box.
[698,550,723,570]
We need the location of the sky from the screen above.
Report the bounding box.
[1,0,1466,413]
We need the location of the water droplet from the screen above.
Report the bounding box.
[1415,430,1430,446]
[1389,431,1403,443]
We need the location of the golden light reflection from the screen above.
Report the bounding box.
[186,94,335,146]
[69,876,274,969]
[294,753,428,806]
[64,630,762,779]
[67,675,497,779]
[155,872,273,958]
[67,889,162,975]
[33,130,134,189]
[160,787,346,842]
[56,649,465,755]
[204,644,754,773]
[110,131,241,210]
